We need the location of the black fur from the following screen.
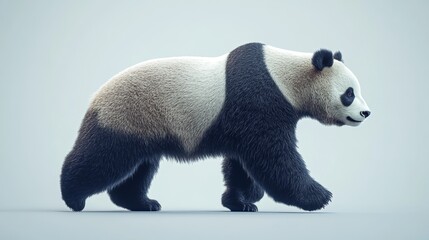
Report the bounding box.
[312,49,334,71]
[334,51,343,62]
[61,43,332,212]
[60,111,185,211]
[221,157,264,212]
[204,43,332,211]
[341,87,355,107]
[108,160,161,211]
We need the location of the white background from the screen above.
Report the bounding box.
[1,1,428,239]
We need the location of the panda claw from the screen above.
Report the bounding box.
[226,202,258,212]
[242,203,258,212]
[146,199,161,211]
[109,193,161,211]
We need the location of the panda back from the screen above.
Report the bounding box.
[90,54,228,153]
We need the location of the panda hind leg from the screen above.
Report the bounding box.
[60,111,147,212]
[61,150,146,211]
[108,158,161,211]
[221,157,264,212]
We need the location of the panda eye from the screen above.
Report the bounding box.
[341,87,355,107]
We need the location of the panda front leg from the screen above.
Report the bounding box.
[240,143,332,211]
[221,157,264,212]
[108,159,161,211]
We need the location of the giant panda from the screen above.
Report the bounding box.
[60,42,371,212]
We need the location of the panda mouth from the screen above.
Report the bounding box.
[347,116,362,123]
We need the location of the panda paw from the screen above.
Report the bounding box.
[110,195,161,211]
[293,181,332,211]
[222,191,259,212]
[143,199,162,211]
[240,202,259,212]
[65,198,85,212]
[224,201,259,212]
[127,198,161,211]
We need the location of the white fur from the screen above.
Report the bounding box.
[264,45,314,110]
[90,54,227,153]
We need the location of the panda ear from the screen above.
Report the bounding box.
[312,49,333,71]
[333,51,343,62]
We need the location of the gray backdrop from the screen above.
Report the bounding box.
[0,0,428,239]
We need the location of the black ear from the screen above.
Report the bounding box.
[333,51,343,62]
[312,49,334,71]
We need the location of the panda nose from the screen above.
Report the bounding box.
[360,111,371,118]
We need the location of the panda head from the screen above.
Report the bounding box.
[305,49,371,127]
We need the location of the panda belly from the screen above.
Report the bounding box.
[90,55,227,153]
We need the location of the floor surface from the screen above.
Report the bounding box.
[1,210,427,240]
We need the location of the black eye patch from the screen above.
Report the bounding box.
[341,87,355,107]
